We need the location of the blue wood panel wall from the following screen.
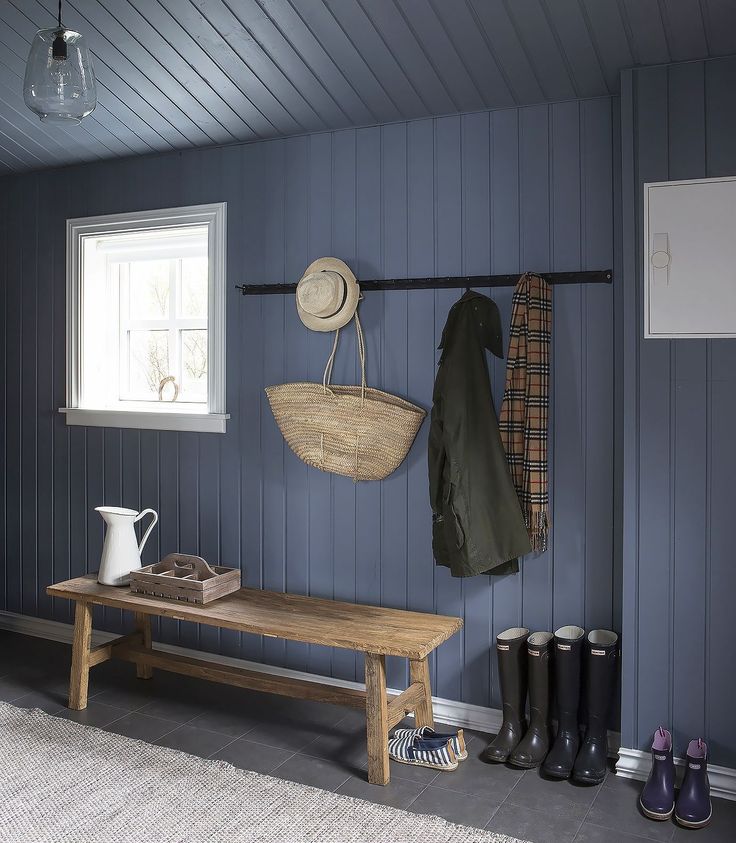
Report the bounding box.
[620,56,736,767]
[0,98,618,709]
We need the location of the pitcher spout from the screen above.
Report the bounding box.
[95,505,139,524]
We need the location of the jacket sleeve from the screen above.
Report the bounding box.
[428,398,446,514]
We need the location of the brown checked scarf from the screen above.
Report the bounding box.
[499,273,552,553]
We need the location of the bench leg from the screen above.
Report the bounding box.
[365,652,390,785]
[409,657,434,729]
[134,612,153,680]
[69,601,92,710]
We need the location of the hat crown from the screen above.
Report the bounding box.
[295,257,359,332]
[297,270,344,318]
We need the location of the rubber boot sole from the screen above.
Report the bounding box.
[507,757,542,770]
[543,766,572,780]
[674,809,712,829]
[572,772,606,785]
[483,750,511,764]
[639,798,674,821]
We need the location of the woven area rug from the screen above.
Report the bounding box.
[0,703,525,843]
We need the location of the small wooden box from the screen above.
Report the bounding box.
[130,554,241,604]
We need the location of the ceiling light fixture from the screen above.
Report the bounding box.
[23,0,97,125]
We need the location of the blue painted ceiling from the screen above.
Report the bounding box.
[1,0,735,175]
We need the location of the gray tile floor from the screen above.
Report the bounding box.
[1,630,734,842]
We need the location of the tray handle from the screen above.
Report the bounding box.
[159,553,218,581]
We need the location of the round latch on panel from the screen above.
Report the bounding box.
[651,250,670,269]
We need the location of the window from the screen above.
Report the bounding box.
[63,204,228,433]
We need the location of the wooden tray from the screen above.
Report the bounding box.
[130,554,241,604]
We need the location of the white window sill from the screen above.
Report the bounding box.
[60,407,229,434]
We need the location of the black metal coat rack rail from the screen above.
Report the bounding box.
[235,269,612,296]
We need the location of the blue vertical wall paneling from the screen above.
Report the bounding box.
[620,56,736,766]
[305,131,334,678]
[0,176,6,618]
[433,115,464,704]
[0,99,618,714]
[518,104,554,632]
[405,117,438,690]
[261,139,287,670]
[489,108,523,701]
[667,61,708,757]
[581,97,616,632]
[550,98,585,632]
[240,140,266,665]
[20,180,38,620]
[703,57,736,767]
[330,128,359,683]
[380,120,410,691]
[283,134,310,673]
[6,175,23,616]
[354,125,382,689]
[462,110,493,708]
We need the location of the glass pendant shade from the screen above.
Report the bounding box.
[23,28,97,124]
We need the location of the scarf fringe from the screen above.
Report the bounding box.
[523,509,550,554]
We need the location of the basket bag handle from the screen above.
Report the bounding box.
[320,312,366,481]
[322,312,367,406]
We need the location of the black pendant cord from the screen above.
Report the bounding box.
[52,0,68,60]
[235,269,612,296]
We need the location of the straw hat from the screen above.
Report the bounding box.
[296,257,360,332]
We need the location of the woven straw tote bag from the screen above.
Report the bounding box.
[265,315,426,481]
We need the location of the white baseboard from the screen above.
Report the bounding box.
[1,610,620,755]
[616,746,736,802]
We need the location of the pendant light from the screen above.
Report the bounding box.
[23,0,97,124]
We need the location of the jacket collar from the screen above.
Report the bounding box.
[438,291,504,359]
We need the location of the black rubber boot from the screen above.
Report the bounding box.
[509,631,553,769]
[483,627,529,763]
[542,625,585,779]
[572,629,618,785]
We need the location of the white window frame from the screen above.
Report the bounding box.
[62,203,228,433]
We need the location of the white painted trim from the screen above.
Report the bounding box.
[65,203,227,433]
[59,407,229,434]
[0,610,620,756]
[617,746,736,802]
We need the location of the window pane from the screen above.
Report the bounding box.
[180,256,208,318]
[127,330,170,399]
[181,329,207,402]
[128,259,171,319]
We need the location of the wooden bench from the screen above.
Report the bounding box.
[47,575,462,785]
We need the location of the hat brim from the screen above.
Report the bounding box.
[296,257,360,332]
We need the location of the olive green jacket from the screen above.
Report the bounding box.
[429,292,531,577]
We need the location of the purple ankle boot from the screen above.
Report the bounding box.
[675,739,712,829]
[639,727,675,821]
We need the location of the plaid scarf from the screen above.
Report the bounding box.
[499,273,552,553]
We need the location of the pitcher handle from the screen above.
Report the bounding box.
[134,508,158,554]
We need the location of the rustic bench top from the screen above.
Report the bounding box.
[47,574,463,660]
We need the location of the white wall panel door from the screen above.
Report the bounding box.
[644,176,736,337]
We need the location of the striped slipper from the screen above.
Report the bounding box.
[392,726,467,760]
[388,734,459,771]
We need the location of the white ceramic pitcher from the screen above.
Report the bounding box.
[96,506,158,587]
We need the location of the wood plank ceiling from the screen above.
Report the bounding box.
[0,0,734,175]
